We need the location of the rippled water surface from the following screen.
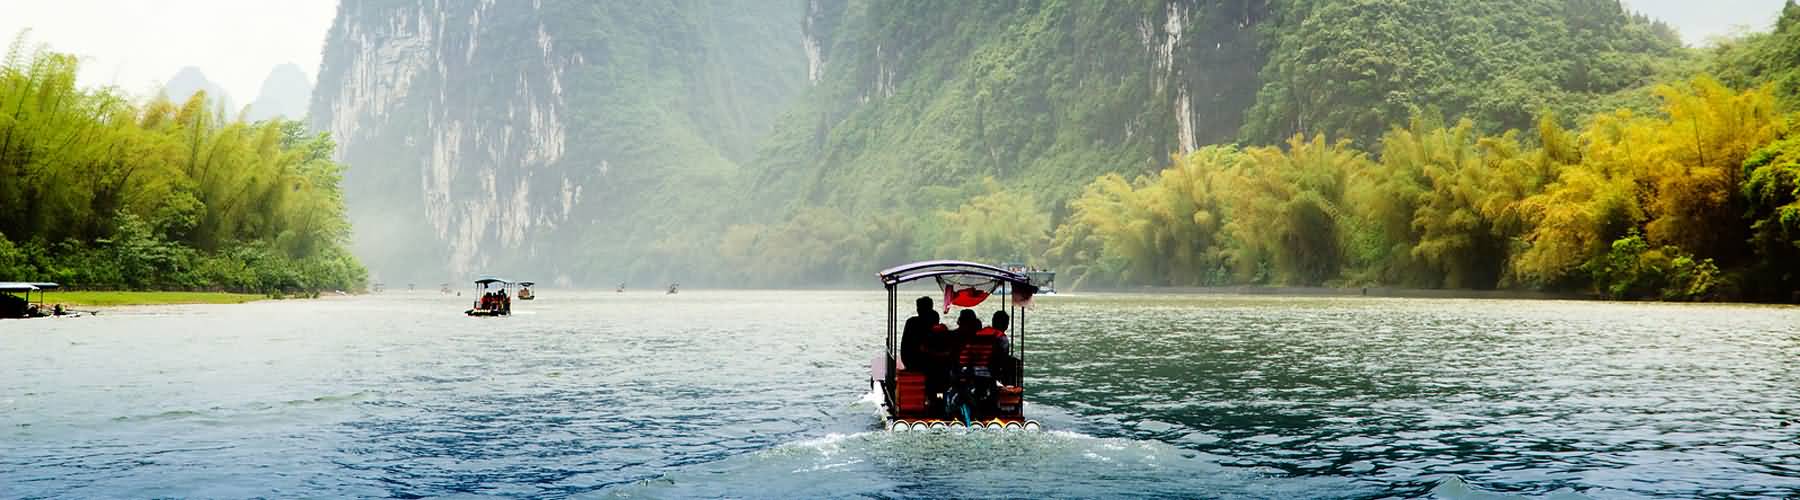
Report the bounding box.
[3,291,1799,498]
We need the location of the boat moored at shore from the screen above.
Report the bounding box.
[0,282,66,319]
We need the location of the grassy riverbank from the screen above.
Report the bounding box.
[45,291,268,307]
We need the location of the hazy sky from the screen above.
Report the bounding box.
[0,0,1789,104]
[1621,0,1791,44]
[0,0,338,103]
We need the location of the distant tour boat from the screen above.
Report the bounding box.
[999,262,1056,294]
[517,281,535,300]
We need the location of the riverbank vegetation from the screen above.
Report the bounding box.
[716,2,1800,302]
[0,34,366,294]
[44,291,268,307]
[1053,76,1786,300]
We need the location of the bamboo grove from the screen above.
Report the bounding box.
[1050,76,1797,300]
[0,37,365,293]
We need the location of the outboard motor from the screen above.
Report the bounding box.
[945,367,998,425]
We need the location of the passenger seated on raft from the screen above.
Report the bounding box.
[982,310,1017,385]
[899,296,939,372]
[918,308,966,410]
[949,309,985,370]
[944,309,981,363]
[944,309,1004,419]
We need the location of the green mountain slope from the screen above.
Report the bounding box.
[724,0,1686,285]
[749,0,1269,219]
[1244,0,1682,146]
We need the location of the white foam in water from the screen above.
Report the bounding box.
[606,421,1375,498]
[1432,476,1596,500]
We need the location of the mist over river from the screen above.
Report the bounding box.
[3,291,1798,498]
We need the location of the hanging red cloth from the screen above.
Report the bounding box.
[943,284,991,311]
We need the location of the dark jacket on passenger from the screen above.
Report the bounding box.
[900,311,939,371]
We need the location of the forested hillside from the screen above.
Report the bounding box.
[1242,0,1683,145]
[0,37,365,292]
[719,0,1698,289]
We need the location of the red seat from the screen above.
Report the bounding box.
[958,343,995,369]
[895,371,928,414]
[958,328,1003,370]
[996,385,1023,414]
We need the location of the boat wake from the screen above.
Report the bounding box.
[605,393,1372,498]
[1431,476,1596,500]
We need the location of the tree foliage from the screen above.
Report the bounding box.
[0,35,364,292]
[1243,0,1681,147]
[1053,75,1799,301]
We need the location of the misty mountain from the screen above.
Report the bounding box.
[311,0,1683,287]
[162,66,235,114]
[311,0,804,285]
[246,63,312,122]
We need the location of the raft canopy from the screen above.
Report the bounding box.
[474,277,510,286]
[518,281,535,287]
[876,260,1037,293]
[0,282,56,292]
[0,282,39,292]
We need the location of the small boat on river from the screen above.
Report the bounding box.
[0,282,67,319]
[1000,262,1056,294]
[873,260,1041,431]
[464,277,513,317]
[517,281,536,300]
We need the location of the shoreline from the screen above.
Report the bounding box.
[39,291,272,307]
[1076,286,1599,301]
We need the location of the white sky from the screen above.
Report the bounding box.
[1621,0,1791,45]
[0,0,1788,104]
[0,0,338,102]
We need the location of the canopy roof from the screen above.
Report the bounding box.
[877,260,1034,288]
[474,277,510,285]
[518,281,536,287]
[0,282,57,292]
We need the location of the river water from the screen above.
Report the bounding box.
[2,290,1798,498]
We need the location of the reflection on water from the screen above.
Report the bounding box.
[2,291,1798,498]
